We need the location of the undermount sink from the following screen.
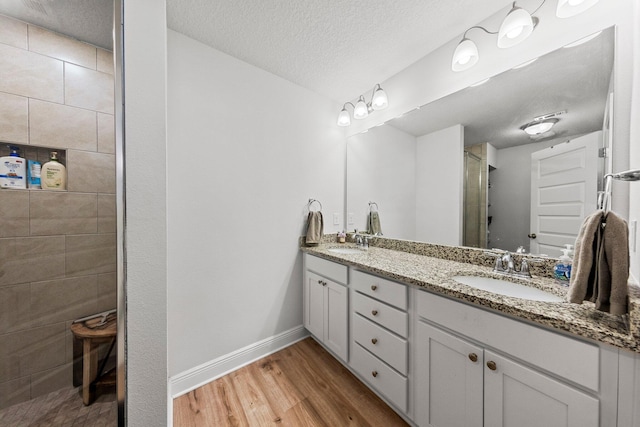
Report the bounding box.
[327,248,362,255]
[453,275,564,302]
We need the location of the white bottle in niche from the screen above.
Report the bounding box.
[0,146,27,189]
[41,151,67,191]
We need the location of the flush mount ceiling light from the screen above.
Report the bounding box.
[451,1,544,72]
[521,119,558,135]
[556,0,599,18]
[337,84,388,127]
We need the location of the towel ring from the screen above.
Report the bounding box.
[369,201,379,212]
[308,198,322,212]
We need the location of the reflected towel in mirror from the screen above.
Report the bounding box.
[368,211,382,236]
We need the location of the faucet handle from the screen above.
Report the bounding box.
[518,256,546,277]
[483,251,503,271]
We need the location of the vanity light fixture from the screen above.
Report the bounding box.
[556,0,599,18]
[337,84,388,127]
[451,1,544,72]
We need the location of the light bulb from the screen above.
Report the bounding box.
[556,0,599,17]
[451,38,479,71]
[337,108,351,126]
[353,96,369,119]
[371,87,388,110]
[497,6,534,48]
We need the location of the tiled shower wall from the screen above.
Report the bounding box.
[0,14,116,409]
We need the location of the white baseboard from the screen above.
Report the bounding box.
[170,325,309,398]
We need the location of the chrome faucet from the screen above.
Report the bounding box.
[484,249,543,278]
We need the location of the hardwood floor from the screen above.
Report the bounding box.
[173,337,409,426]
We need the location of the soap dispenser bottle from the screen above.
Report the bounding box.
[41,151,67,191]
[0,145,27,189]
[553,244,573,285]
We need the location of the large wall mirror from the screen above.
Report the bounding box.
[347,27,615,257]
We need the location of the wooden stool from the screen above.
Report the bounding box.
[70,315,116,405]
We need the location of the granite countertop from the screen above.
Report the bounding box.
[301,243,639,353]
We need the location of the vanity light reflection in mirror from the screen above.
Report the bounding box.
[346,27,615,257]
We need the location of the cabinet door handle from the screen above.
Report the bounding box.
[323,281,327,286]
[487,361,497,371]
[468,353,478,362]
[371,310,378,316]
[317,280,322,284]
[371,285,378,291]
[371,338,378,345]
[371,371,378,378]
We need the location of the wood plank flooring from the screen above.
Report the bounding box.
[173,337,409,426]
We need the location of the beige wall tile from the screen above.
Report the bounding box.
[97,113,115,154]
[0,236,65,286]
[29,99,97,151]
[97,272,117,312]
[0,43,63,103]
[0,190,29,237]
[98,194,116,233]
[28,25,96,69]
[30,362,73,398]
[66,234,116,277]
[0,284,31,333]
[30,192,97,236]
[0,15,27,50]
[64,63,113,114]
[0,323,65,383]
[31,276,98,326]
[0,376,31,410]
[0,92,28,143]
[97,48,113,74]
[67,150,115,194]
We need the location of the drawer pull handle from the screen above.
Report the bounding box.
[371,338,378,345]
[487,361,497,371]
[371,371,378,378]
[371,310,378,316]
[371,285,378,291]
[468,353,478,363]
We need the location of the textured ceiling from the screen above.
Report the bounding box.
[167,0,511,102]
[0,0,113,50]
[0,1,516,103]
[387,28,615,149]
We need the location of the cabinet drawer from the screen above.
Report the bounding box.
[353,291,408,337]
[305,254,348,284]
[416,290,600,392]
[351,270,407,310]
[353,314,408,374]
[350,343,407,412]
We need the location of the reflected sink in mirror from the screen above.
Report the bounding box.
[453,275,564,302]
[327,248,363,255]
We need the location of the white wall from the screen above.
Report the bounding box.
[415,124,463,245]
[123,0,168,425]
[166,31,345,378]
[347,125,416,239]
[490,139,557,252]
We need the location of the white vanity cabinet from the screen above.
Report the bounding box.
[303,254,349,361]
[349,270,409,412]
[415,291,604,427]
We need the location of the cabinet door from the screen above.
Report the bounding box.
[325,280,348,361]
[484,350,599,427]
[415,321,483,427]
[304,271,325,340]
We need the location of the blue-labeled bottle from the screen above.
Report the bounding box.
[0,146,27,189]
[553,245,573,286]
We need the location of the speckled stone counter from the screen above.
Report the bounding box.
[301,241,640,354]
